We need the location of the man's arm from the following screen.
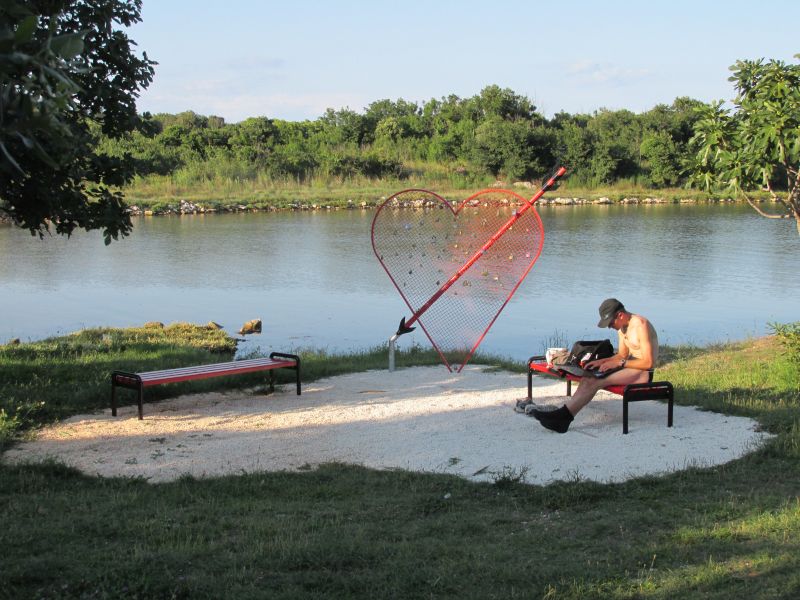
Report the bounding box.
[587,331,629,371]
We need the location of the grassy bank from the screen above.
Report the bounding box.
[1,326,799,599]
[123,175,771,214]
[0,323,457,448]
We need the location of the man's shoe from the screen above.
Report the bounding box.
[529,405,574,434]
[524,403,559,416]
[514,397,534,413]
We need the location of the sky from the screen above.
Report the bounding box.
[127,0,800,123]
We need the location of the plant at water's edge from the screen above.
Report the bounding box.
[770,321,800,391]
[540,329,569,355]
[771,321,800,372]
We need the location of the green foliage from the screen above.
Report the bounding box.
[772,322,800,368]
[552,116,594,183]
[110,84,713,194]
[0,0,155,243]
[688,55,800,234]
[640,130,681,186]
[587,109,641,183]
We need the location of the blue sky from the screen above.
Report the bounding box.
[128,0,800,123]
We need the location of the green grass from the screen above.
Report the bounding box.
[1,328,799,599]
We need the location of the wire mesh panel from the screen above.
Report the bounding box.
[372,188,545,371]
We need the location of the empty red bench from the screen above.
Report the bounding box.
[527,355,673,434]
[111,352,301,420]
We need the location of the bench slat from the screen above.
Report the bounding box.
[135,358,295,385]
[140,361,295,386]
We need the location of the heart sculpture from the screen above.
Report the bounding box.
[372,188,545,372]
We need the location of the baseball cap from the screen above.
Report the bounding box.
[597,298,625,328]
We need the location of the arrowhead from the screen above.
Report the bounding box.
[396,317,415,336]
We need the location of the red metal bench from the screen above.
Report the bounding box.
[111,352,301,420]
[527,355,673,434]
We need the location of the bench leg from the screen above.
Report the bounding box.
[567,379,572,397]
[623,398,629,434]
[137,384,144,420]
[294,363,301,395]
[527,368,533,400]
[622,382,674,434]
[111,379,117,417]
[668,392,674,428]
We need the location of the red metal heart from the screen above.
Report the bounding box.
[372,188,544,371]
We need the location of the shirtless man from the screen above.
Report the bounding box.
[529,298,659,433]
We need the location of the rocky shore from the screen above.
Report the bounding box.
[123,193,769,216]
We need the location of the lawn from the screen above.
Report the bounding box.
[1,325,798,599]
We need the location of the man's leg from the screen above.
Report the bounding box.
[567,368,651,415]
[529,369,650,433]
[565,377,605,415]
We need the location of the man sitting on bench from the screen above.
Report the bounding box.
[528,298,659,433]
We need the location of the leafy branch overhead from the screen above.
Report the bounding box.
[0,0,155,244]
[689,55,800,235]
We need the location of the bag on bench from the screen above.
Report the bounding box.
[565,339,614,367]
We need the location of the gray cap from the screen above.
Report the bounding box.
[597,298,625,328]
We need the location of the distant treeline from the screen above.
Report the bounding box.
[99,85,707,188]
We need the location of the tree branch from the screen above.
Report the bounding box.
[742,190,791,219]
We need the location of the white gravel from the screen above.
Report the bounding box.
[3,365,771,485]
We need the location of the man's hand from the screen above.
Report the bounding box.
[598,360,619,372]
[585,358,608,371]
[587,356,624,372]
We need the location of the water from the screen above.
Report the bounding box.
[1,203,797,362]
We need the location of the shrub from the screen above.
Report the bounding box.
[771,321,800,366]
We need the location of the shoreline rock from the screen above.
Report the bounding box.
[121,195,758,217]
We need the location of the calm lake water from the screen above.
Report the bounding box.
[1,203,797,362]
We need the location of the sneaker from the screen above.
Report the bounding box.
[514,397,533,413]
[528,405,574,434]
[524,403,559,416]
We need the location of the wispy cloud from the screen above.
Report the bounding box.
[567,60,651,86]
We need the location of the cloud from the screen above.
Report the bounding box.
[567,60,651,86]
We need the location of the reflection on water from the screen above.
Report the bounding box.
[0,203,797,361]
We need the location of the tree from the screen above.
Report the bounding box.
[551,114,594,183]
[229,117,277,165]
[688,56,800,235]
[471,85,537,122]
[0,0,155,243]
[586,108,640,182]
[640,130,680,187]
[471,117,553,181]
